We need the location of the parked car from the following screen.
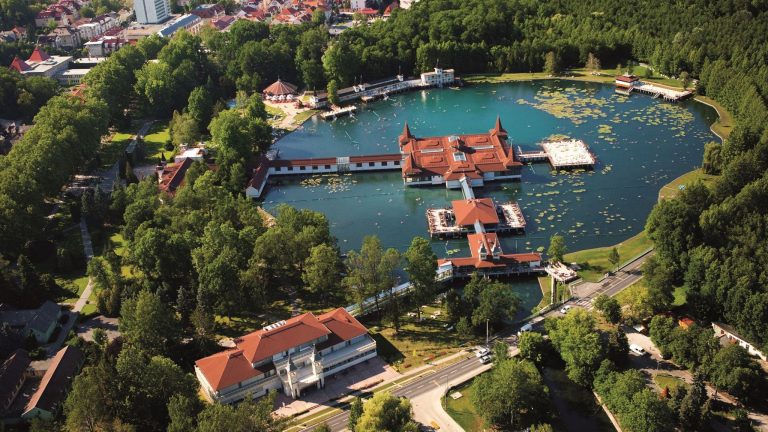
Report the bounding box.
[559,305,572,314]
[480,354,492,364]
[629,344,647,356]
[517,323,533,336]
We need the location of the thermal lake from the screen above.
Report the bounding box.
[263,80,718,312]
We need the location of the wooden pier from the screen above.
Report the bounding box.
[320,105,357,120]
[516,147,549,163]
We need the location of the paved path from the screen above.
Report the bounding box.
[73,219,94,313]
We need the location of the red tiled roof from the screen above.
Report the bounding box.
[194,349,268,391]
[237,312,330,364]
[158,157,195,194]
[24,346,83,416]
[616,75,639,83]
[195,308,370,391]
[28,47,51,62]
[452,198,499,226]
[9,56,30,72]
[438,233,541,269]
[263,78,298,96]
[399,117,521,180]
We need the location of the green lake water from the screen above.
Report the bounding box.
[264,81,718,313]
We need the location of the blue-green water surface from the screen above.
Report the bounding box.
[264,81,718,311]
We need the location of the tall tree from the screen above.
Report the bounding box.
[471,359,550,429]
[593,294,622,324]
[547,234,566,263]
[543,51,561,76]
[403,236,437,321]
[354,392,419,432]
[119,290,179,356]
[546,309,606,386]
[302,243,342,302]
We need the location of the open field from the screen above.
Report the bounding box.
[694,95,733,140]
[564,231,652,282]
[364,304,472,372]
[142,122,172,162]
[443,379,485,432]
[654,374,689,394]
[658,169,718,200]
[464,67,686,89]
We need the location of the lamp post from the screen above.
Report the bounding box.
[486,319,489,348]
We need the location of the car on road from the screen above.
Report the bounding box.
[479,354,492,364]
[629,343,647,356]
[475,347,490,358]
[559,305,572,314]
[517,323,533,336]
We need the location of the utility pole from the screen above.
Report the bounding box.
[486,319,489,348]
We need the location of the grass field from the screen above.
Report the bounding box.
[658,169,718,200]
[443,380,485,432]
[564,231,653,282]
[694,95,733,140]
[292,109,319,126]
[614,278,647,307]
[142,122,172,162]
[654,374,689,394]
[364,304,472,372]
[535,276,553,311]
[100,131,135,169]
[464,67,685,89]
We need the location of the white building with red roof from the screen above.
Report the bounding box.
[195,307,377,404]
[437,232,542,280]
[399,117,522,188]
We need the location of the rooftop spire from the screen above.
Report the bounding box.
[491,115,508,137]
[399,122,413,145]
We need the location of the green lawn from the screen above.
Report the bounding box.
[695,95,733,140]
[464,66,686,89]
[658,169,718,201]
[614,278,647,307]
[443,380,485,432]
[142,122,172,162]
[535,276,553,311]
[292,109,319,126]
[363,304,473,372]
[564,231,653,282]
[654,374,689,394]
[99,131,134,169]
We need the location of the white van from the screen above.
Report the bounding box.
[629,344,647,356]
[517,323,533,336]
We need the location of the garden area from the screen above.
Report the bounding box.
[563,231,653,282]
[141,121,172,162]
[364,303,473,372]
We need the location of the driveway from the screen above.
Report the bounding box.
[625,328,768,430]
[76,315,120,342]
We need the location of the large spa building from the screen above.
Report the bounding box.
[399,117,523,188]
[195,308,376,404]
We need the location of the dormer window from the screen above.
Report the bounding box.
[453,152,466,162]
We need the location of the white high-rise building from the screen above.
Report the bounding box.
[134,0,169,24]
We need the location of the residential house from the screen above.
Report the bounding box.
[190,3,225,25]
[22,346,84,421]
[0,349,32,414]
[0,300,62,344]
[84,35,127,57]
[712,322,767,361]
[210,15,236,31]
[157,14,203,37]
[195,308,377,404]
[45,26,83,49]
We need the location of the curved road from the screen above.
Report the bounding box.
[300,249,655,432]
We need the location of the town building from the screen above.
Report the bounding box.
[84,35,127,57]
[77,14,118,40]
[436,232,542,280]
[195,308,377,404]
[22,346,84,421]
[8,47,72,79]
[426,198,526,238]
[0,300,62,344]
[262,78,298,102]
[420,67,455,87]
[190,3,225,23]
[0,349,31,414]
[157,14,203,37]
[615,74,640,89]
[134,0,170,24]
[210,15,236,31]
[712,322,767,361]
[350,0,366,9]
[157,157,195,195]
[399,118,523,188]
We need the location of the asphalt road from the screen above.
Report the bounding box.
[301,249,656,432]
[302,356,481,431]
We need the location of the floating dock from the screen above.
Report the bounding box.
[320,105,357,120]
[426,199,526,238]
[540,140,597,169]
[615,74,692,102]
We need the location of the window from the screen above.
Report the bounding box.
[300,166,306,171]
[394,160,400,165]
[288,166,294,171]
[453,152,466,162]
[369,162,375,167]
[356,163,363,167]
[382,161,388,166]
[312,165,317,170]
[325,165,331,169]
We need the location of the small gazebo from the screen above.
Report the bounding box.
[262,78,298,102]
